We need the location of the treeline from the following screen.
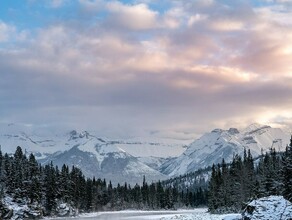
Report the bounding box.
[208,137,292,213]
[161,168,209,207]
[0,146,207,217]
[162,167,210,193]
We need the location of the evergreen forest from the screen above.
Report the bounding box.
[208,137,292,213]
[0,146,207,217]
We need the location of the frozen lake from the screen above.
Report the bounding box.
[48,208,240,220]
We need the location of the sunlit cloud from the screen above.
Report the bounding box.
[187,14,208,27]
[0,21,16,42]
[105,2,159,30]
[0,0,291,137]
[209,20,245,31]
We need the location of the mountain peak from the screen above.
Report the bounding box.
[161,123,289,177]
[243,123,271,133]
[211,128,223,133]
[69,130,89,140]
[228,128,239,135]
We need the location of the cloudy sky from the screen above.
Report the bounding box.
[0,0,291,138]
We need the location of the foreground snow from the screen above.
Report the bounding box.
[1,195,43,219]
[1,195,76,219]
[158,209,241,220]
[242,196,292,220]
[48,208,241,220]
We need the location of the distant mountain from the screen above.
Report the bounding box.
[0,123,183,185]
[39,130,168,185]
[0,122,290,183]
[0,123,186,158]
[0,123,69,159]
[160,123,290,176]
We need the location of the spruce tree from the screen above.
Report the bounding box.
[28,154,41,204]
[208,164,218,212]
[43,162,58,214]
[282,136,292,202]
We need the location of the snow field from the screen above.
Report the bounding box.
[159,209,241,220]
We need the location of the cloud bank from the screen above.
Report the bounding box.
[0,0,291,138]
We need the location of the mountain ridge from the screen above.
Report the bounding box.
[0,122,290,184]
[160,123,290,176]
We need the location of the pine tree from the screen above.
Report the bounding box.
[245,149,255,199]
[148,182,157,209]
[220,158,231,209]
[282,136,292,202]
[13,146,24,198]
[156,181,165,209]
[85,178,93,211]
[208,164,218,212]
[141,176,149,208]
[28,154,41,204]
[256,152,267,197]
[0,149,4,200]
[59,164,71,203]
[43,162,58,214]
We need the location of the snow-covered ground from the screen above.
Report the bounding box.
[47,208,241,220]
[242,196,292,220]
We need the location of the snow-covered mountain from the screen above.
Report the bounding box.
[0,123,184,184]
[0,122,290,183]
[0,123,71,159]
[39,130,168,185]
[160,123,290,176]
[0,123,186,158]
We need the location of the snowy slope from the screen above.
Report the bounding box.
[242,196,292,220]
[1,123,290,182]
[115,137,188,157]
[0,123,186,159]
[0,123,173,184]
[1,195,43,219]
[39,130,168,185]
[161,123,290,176]
[137,156,171,171]
[159,209,241,220]
[0,123,71,159]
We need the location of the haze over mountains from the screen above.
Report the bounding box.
[0,123,290,184]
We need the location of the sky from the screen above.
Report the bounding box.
[0,0,291,139]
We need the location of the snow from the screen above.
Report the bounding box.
[76,137,128,165]
[116,136,189,157]
[0,123,187,159]
[243,123,268,133]
[123,160,165,177]
[0,123,185,184]
[157,209,241,220]
[242,196,292,220]
[46,209,240,220]
[222,214,242,220]
[56,203,77,217]
[1,122,290,184]
[162,124,290,176]
[2,195,43,219]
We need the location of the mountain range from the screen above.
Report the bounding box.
[161,123,289,176]
[0,123,290,184]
